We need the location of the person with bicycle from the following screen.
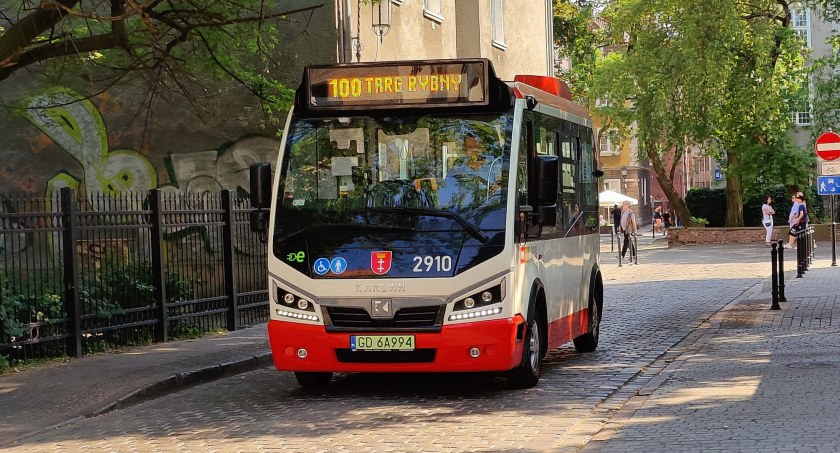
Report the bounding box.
[620,200,638,261]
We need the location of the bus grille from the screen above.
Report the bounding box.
[325,305,443,330]
[335,349,436,363]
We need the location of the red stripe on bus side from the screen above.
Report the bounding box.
[546,308,589,350]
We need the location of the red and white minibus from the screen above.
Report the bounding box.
[250,59,603,388]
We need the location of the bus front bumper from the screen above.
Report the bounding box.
[267,315,526,373]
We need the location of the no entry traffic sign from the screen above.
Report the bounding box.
[816,131,840,161]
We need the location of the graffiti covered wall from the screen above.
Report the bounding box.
[0,1,336,196]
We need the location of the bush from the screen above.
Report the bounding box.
[685,188,727,227]
[744,187,792,227]
[689,216,710,226]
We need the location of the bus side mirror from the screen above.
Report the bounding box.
[537,205,557,227]
[249,163,272,233]
[250,163,272,209]
[534,155,558,205]
[592,168,604,178]
[534,155,558,227]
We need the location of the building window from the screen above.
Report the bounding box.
[791,6,810,47]
[423,0,444,23]
[491,0,506,50]
[791,111,812,125]
[598,128,620,156]
[790,81,813,126]
[604,179,620,192]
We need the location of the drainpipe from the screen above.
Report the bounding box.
[545,0,554,76]
[336,0,352,63]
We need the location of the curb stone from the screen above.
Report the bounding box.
[93,351,273,416]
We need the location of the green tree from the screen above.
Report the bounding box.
[0,1,324,116]
[809,1,840,141]
[591,0,811,226]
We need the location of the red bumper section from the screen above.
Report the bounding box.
[267,316,526,373]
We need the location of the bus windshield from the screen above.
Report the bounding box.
[273,113,513,271]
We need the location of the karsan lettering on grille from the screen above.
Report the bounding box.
[249,58,604,390]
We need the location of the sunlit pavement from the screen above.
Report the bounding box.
[582,252,840,453]
[5,242,838,452]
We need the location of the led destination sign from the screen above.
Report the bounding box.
[306,60,488,110]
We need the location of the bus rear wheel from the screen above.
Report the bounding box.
[573,284,601,353]
[508,310,542,389]
[294,372,333,389]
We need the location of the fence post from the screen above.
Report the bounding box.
[221,190,239,331]
[60,188,82,357]
[777,239,786,302]
[149,189,168,342]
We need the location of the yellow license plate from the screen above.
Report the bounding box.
[351,335,415,351]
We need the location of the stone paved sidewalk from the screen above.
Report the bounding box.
[581,251,840,453]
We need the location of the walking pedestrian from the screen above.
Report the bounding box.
[653,206,663,233]
[611,204,622,236]
[620,200,637,261]
[662,209,671,235]
[761,195,775,246]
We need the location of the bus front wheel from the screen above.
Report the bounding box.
[508,309,542,389]
[294,371,333,389]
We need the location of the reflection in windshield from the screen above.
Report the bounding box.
[274,114,512,248]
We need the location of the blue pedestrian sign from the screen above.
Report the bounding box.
[330,257,347,275]
[818,176,839,196]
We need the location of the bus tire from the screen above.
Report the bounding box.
[573,276,602,353]
[294,371,333,388]
[508,307,542,389]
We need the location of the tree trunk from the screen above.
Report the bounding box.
[646,141,692,227]
[724,153,744,226]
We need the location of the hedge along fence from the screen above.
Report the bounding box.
[0,188,268,369]
[686,187,827,228]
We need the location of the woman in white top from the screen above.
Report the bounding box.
[761,195,775,246]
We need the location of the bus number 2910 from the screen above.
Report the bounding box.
[413,255,453,272]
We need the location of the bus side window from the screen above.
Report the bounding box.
[517,120,531,207]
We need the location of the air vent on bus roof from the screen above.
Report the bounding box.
[514,75,573,101]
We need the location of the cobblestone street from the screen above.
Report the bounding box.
[5,242,802,452]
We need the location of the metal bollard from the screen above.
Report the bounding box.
[777,239,786,302]
[618,233,623,267]
[633,233,639,264]
[770,242,780,310]
[803,227,811,270]
[796,229,804,278]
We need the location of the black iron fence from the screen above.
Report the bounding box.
[0,188,268,367]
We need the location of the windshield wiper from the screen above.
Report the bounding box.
[275,223,414,243]
[364,207,489,244]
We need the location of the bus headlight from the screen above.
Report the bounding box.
[273,284,316,314]
[453,278,506,312]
